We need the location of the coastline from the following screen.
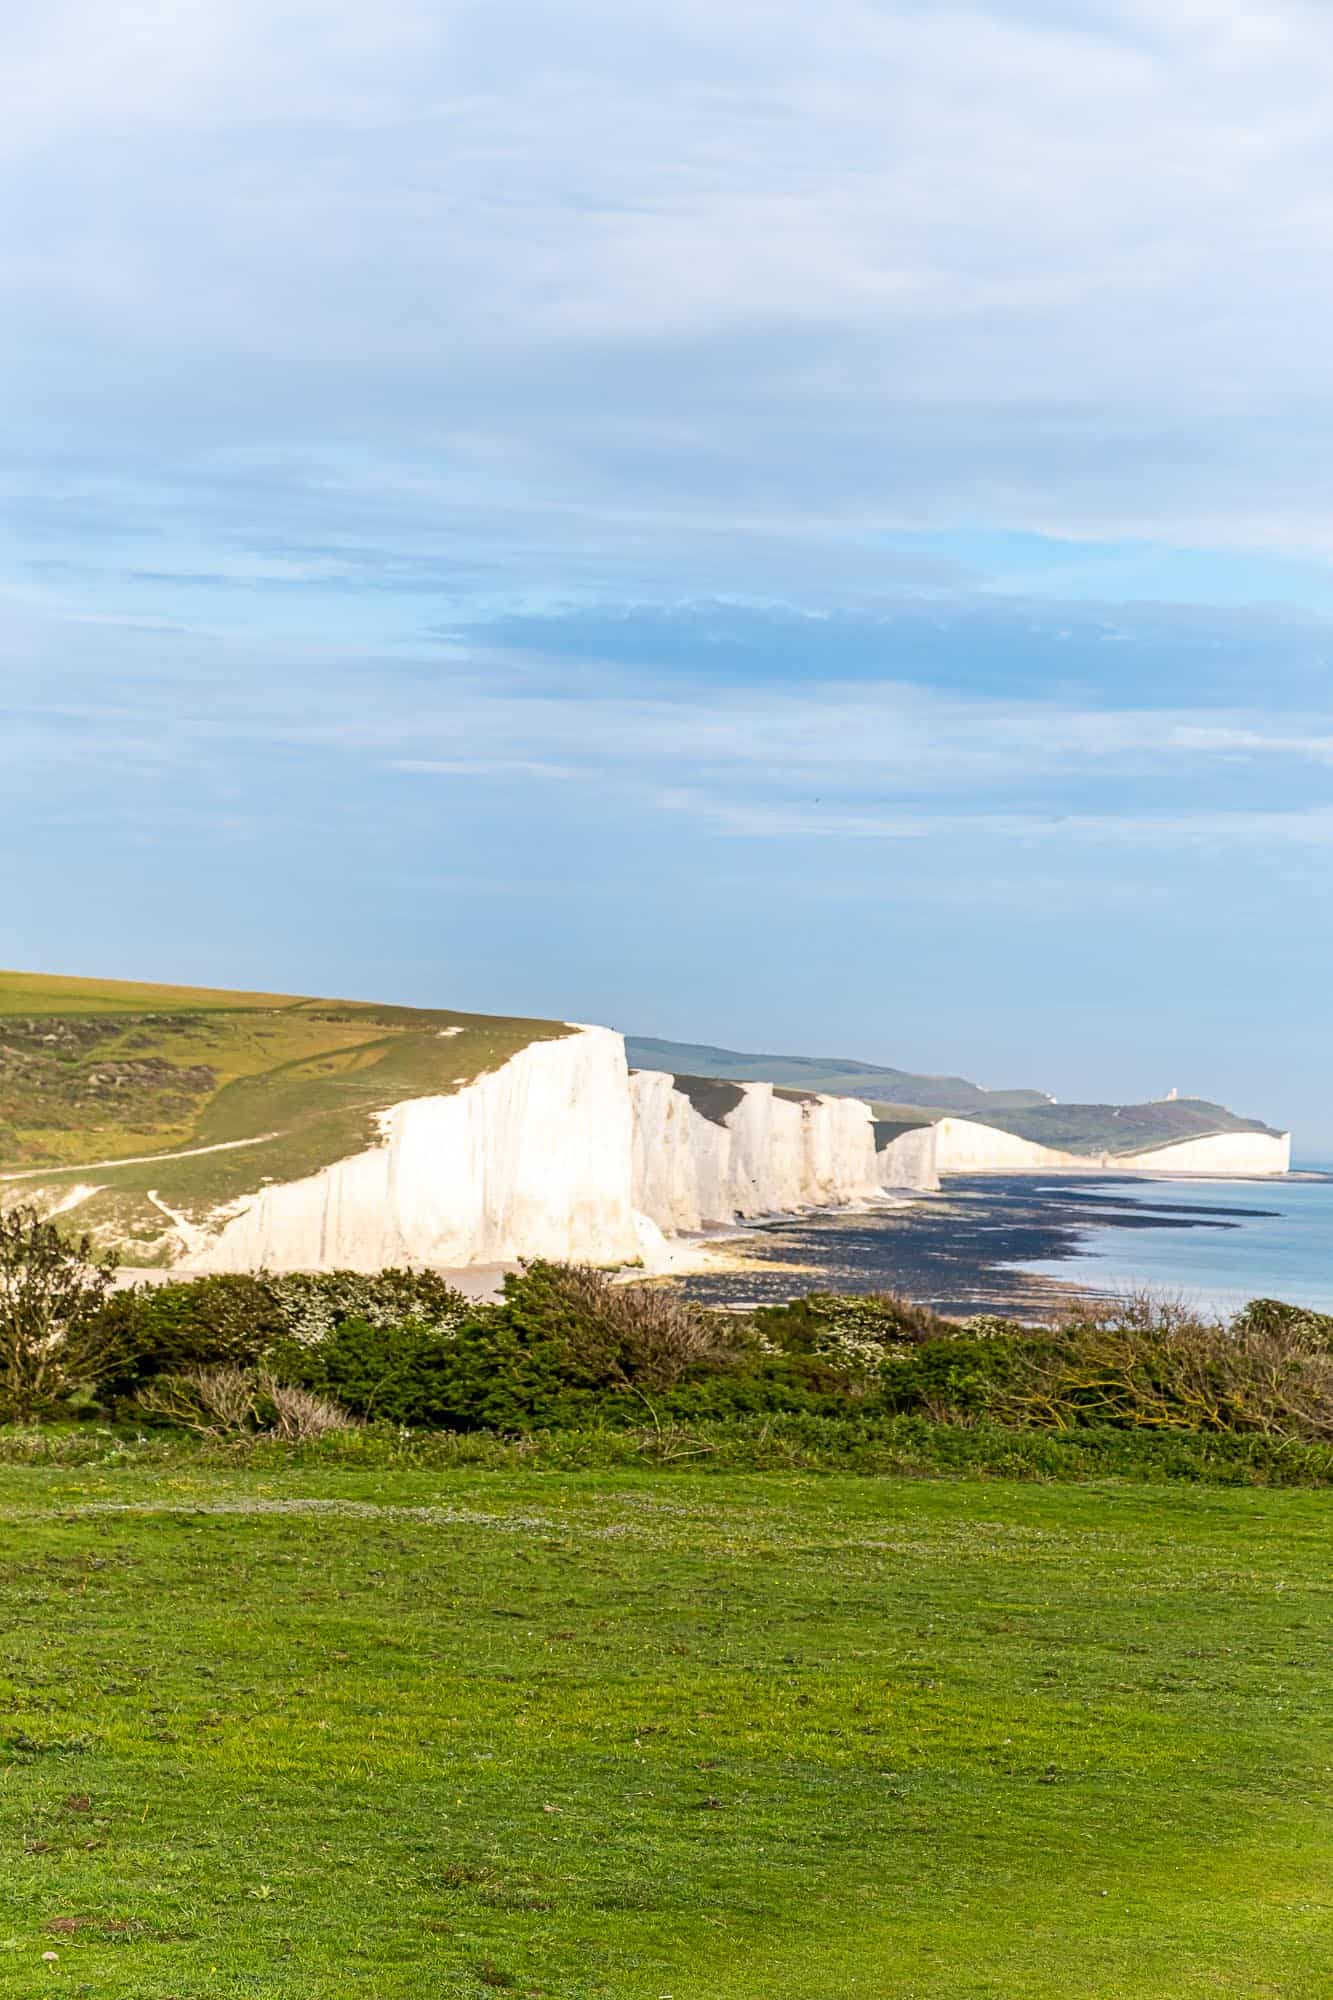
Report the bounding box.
[111,1170,1331,1320]
[669,1172,1333,1320]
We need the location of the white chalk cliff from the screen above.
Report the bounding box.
[165,1027,939,1274]
[186,1024,645,1273]
[628,1069,933,1235]
[928,1116,1290,1177]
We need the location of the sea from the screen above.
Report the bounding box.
[677,1168,1333,1321]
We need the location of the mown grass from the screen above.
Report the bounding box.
[1,1456,1330,1997]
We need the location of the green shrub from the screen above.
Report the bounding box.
[498,1261,739,1390]
[1232,1296,1333,1348]
[753,1290,954,1356]
[982,1308,1333,1440]
[271,1314,481,1428]
[98,1274,285,1396]
[273,1264,743,1430]
[0,1202,120,1419]
[99,1267,473,1403]
[259,1268,471,1342]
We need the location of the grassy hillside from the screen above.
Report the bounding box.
[0,970,570,1253]
[626,1035,1049,1111]
[865,1098,1285,1158]
[0,970,306,1018]
[958,1097,1286,1157]
[1,1456,1329,1997]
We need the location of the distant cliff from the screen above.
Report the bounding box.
[626,1034,1287,1161]
[630,1069,936,1237]
[926,1115,1290,1177]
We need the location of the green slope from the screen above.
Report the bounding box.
[625,1035,1049,1111]
[962,1097,1286,1157]
[0,970,570,1254]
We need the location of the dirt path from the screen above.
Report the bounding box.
[0,1131,280,1184]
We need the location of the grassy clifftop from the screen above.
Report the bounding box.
[950,1097,1285,1156]
[0,970,571,1251]
[866,1097,1285,1157]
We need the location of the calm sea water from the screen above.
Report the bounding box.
[1012,1171,1333,1315]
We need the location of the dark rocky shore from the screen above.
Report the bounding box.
[675,1172,1283,1319]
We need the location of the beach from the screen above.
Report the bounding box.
[673,1171,1333,1319]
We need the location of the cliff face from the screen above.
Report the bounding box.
[931,1117,1089,1172]
[629,1071,922,1232]
[876,1124,941,1191]
[20,1022,1285,1276]
[1115,1130,1292,1174]
[186,1024,643,1273]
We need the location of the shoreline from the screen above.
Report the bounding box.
[110,1169,1330,1319]
[669,1171,1330,1320]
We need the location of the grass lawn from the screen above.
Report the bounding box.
[1,1459,1330,1998]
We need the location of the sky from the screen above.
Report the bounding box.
[3,0,1332,1154]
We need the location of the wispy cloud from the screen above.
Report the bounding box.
[394,758,584,781]
[657,793,1333,850]
[5,4,1333,1135]
[9,589,1332,852]
[9,0,1333,592]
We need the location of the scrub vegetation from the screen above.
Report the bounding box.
[4,1229,1333,1479]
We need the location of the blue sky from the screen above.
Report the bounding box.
[4,0,1332,1152]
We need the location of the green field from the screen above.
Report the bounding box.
[0,971,568,1256]
[2,1454,1330,1997]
